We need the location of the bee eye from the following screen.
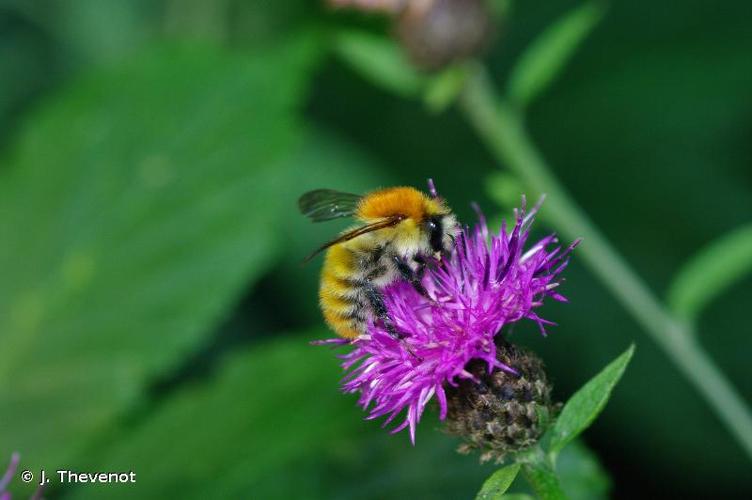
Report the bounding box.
[427,216,444,253]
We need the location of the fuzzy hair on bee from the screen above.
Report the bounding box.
[299,183,459,339]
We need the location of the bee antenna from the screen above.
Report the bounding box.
[427,178,438,198]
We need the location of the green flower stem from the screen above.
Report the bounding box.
[521,464,567,500]
[518,447,567,499]
[458,62,752,461]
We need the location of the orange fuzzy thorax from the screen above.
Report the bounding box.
[356,187,445,222]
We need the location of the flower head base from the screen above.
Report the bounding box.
[320,198,577,443]
[445,342,554,462]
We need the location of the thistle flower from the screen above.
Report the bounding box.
[319,198,577,450]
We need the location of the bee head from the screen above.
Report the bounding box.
[424,211,459,258]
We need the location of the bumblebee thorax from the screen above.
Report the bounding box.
[357,187,445,222]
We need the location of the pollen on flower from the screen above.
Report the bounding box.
[317,197,578,446]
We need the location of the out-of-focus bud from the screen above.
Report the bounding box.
[396,0,493,70]
[444,341,555,463]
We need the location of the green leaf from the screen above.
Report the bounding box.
[488,0,512,19]
[557,440,611,500]
[476,463,521,500]
[334,30,426,97]
[0,38,319,475]
[667,223,752,322]
[424,65,468,113]
[507,2,604,108]
[486,171,528,208]
[548,345,635,457]
[65,334,365,499]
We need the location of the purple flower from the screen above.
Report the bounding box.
[319,199,578,443]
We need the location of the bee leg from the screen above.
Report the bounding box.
[363,284,425,362]
[362,284,405,338]
[363,283,393,332]
[413,255,433,282]
[364,283,423,360]
[393,255,429,298]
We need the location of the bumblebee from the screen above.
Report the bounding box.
[299,185,459,339]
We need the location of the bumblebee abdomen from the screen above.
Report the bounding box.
[319,245,368,339]
[318,237,404,338]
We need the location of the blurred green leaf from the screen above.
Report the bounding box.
[507,2,604,108]
[0,10,55,139]
[476,463,520,499]
[334,30,426,98]
[56,0,154,65]
[667,223,752,322]
[557,440,611,500]
[0,37,320,473]
[424,65,468,114]
[227,0,317,47]
[66,334,362,499]
[486,171,528,208]
[488,0,512,18]
[548,345,635,457]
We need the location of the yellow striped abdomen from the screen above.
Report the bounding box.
[319,244,366,339]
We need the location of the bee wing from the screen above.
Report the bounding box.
[298,189,362,222]
[303,215,405,262]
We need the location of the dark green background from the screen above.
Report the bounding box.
[1,1,750,498]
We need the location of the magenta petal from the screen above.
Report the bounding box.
[436,384,448,420]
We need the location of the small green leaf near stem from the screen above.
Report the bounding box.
[507,2,604,108]
[476,463,521,500]
[667,223,752,322]
[333,30,426,98]
[548,345,635,457]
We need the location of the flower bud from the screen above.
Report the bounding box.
[444,341,555,462]
[396,0,493,70]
